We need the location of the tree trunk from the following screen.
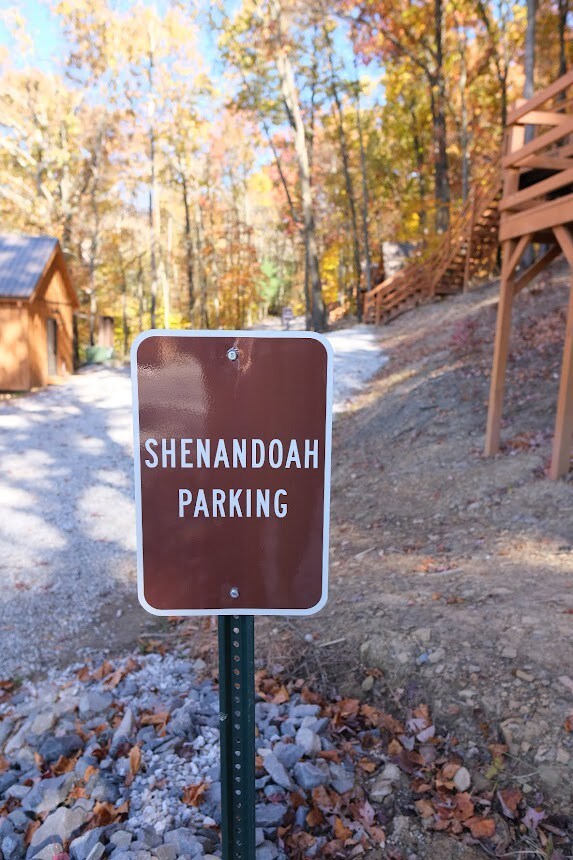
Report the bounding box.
[137,255,144,332]
[182,174,195,316]
[147,22,159,329]
[412,128,427,232]
[559,0,568,77]
[276,48,326,331]
[431,0,450,233]
[354,81,373,295]
[195,205,209,329]
[459,39,470,202]
[328,52,362,318]
[121,268,129,357]
[524,0,537,100]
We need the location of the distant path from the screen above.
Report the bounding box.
[0,326,387,678]
[252,318,389,413]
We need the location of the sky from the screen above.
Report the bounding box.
[0,1,64,71]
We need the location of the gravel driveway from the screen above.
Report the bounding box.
[0,329,387,679]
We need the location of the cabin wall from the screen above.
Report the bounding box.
[28,262,74,388]
[0,302,30,391]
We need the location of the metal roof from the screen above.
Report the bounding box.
[0,233,58,299]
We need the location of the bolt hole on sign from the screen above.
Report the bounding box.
[131,331,333,616]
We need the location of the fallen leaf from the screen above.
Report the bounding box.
[498,787,522,819]
[466,817,496,839]
[52,755,77,775]
[129,745,142,776]
[416,799,435,818]
[306,805,324,827]
[182,782,208,807]
[334,817,352,840]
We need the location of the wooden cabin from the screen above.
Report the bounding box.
[0,234,79,391]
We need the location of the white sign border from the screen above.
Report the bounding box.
[131,329,334,617]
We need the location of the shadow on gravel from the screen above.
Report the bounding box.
[0,368,157,679]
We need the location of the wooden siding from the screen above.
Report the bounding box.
[28,259,74,388]
[0,302,30,391]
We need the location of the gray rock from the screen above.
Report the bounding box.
[79,692,113,720]
[255,803,287,827]
[31,844,64,860]
[261,753,294,790]
[295,727,321,756]
[5,720,31,755]
[109,710,135,757]
[256,843,278,860]
[0,818,15,840]
[329,763,354,794]
[272,742,304,770]
[22,773,75,814]
[5,784,31,800]
[294,806,308,827]
[30,805,90,849]
[2,833,25,860]
[30,712,57,736]
[163,828,204,857]
[154,846,176,860]
[293,761,328,790]
[0,718,14,747]
[453,767,471,792]
[280,720,297,738]
[39,734,83,765]
[136,828,162,850]
[291,705,321,719]
[86,845,106,860]
[0,769,20,795]
[7,809,31,832]
[110,832,132,849]
[70,827,106,860]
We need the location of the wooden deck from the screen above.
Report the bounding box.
[484,68,573,479]
[363,162,502,325]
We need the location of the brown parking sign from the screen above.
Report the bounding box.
[131,331,333,616]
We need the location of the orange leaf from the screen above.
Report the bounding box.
[564,714,573,732]
[334,817,352,840]
[306,806,324,827]
[182,782,208,807]
[368,825,386,845]
[52,755,77,775]
[129,745,142,776]
[24,821,41,846]
[467,817,496,839]
[415,799,435,818]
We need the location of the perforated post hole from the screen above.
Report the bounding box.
[218,616,256,859]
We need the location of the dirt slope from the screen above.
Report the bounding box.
[270,260,573,853]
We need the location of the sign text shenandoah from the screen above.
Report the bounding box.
[143,437,320,519]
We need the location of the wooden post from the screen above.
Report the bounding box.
[550,281,573,478]
[550,225,573,478]
[463,190,478,291]
[484,239,517,455]
[484,116,525,457]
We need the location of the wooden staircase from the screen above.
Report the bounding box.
[363,161,502,325]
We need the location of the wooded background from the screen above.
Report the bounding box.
[0,0,567,346]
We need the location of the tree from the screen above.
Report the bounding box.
[220,0,328,330]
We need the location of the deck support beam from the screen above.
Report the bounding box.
[550,226,573,478]
[485,239,519,455]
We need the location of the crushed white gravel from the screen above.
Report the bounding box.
[0,327,387,679]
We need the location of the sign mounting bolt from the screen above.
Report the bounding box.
[226,348,238,361]
[230,587,240,599]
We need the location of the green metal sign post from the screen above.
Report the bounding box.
[218,616,256,860]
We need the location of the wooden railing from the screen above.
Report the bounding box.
[363,160,502,325]
[485,68,573,479]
